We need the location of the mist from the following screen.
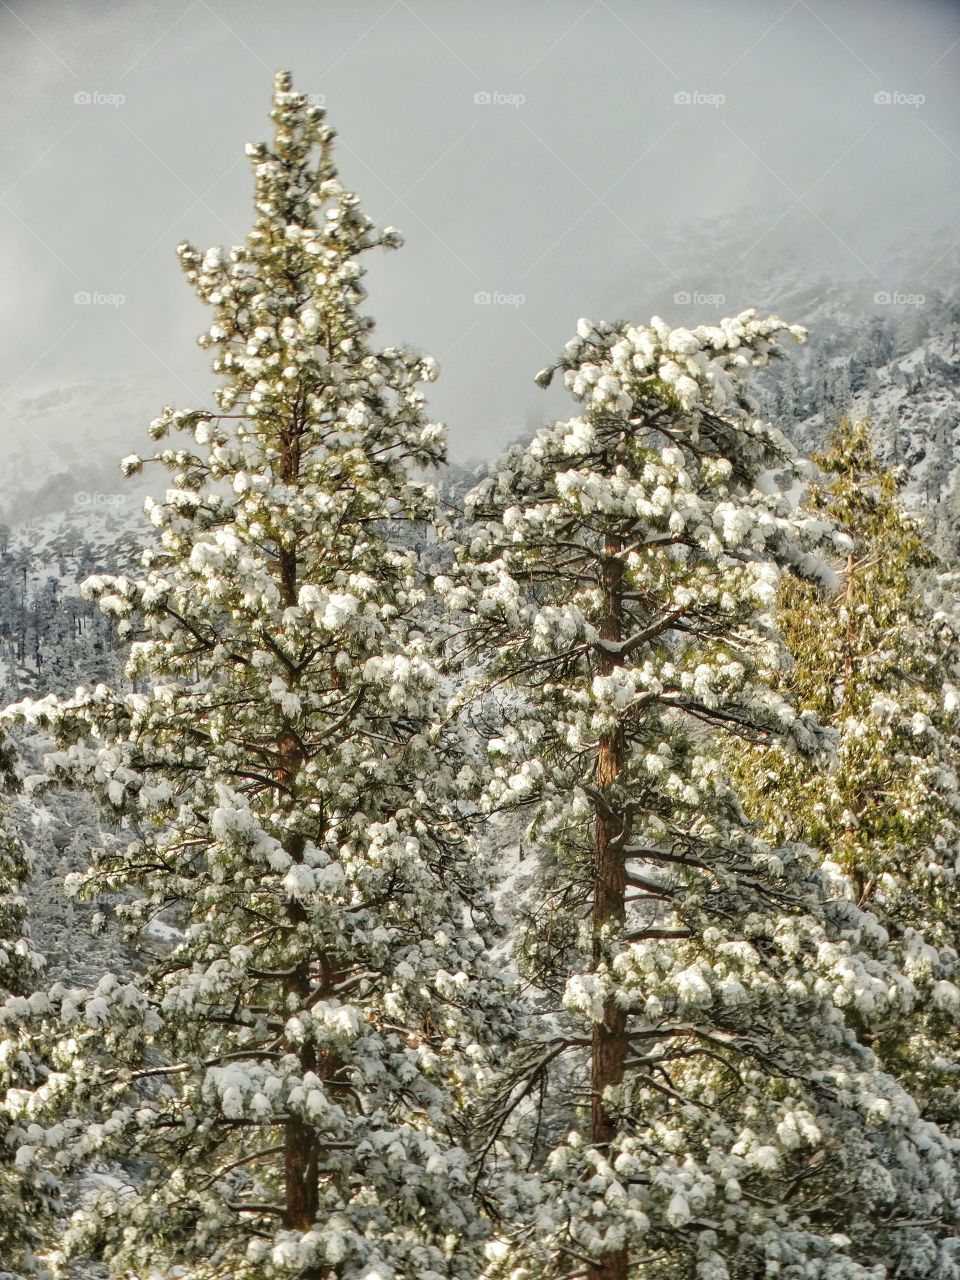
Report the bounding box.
[1,0,958,474]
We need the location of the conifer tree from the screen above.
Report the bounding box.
[732,417,960,1148]
[452,319,960,1280]
[0,734,56,1280]
[5,72,509,1280]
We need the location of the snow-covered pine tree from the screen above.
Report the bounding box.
[732,417,960,1147]
[0,733,56,1280]
[5,72,510,1280]
[451,316,960,1280]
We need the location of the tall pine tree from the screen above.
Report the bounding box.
[453,319,960,1280]
[5,72,510,1280]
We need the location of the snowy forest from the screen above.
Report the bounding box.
[4,61,960,1280]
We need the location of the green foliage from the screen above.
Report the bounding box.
[0,72,512,1280]
[733,416,960,1126]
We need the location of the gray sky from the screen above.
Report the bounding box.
[1,0,958,479]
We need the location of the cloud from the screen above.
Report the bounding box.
[1,0,957,463]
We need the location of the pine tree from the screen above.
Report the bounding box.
[732,418,960,1153]
[452,318,960,1280]
[6,72,509,1280]
[807,338,830,417]
[826,362,851,428]
[0,733,56,1280]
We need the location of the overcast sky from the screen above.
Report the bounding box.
[1,0,958,479]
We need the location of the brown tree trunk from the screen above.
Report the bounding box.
[277,783,323,1240]
[588,533,629,1280]
[283,958,320,1229]
[277,768,336,1280]
[273,500,329,1257]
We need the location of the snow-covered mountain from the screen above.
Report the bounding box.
[611,209,960,548]
[758,284,960,553]
[0,472,151,702]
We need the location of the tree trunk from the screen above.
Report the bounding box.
[274,511,327,1254]
[278,813,323,1241]
[589,532,629,1280]
[283,956,320,1230]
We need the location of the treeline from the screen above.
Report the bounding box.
[0,517,138,700]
